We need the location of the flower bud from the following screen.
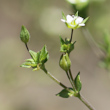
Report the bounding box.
[59,53,71,71]
[20,25,30,44]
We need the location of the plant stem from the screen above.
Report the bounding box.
[78,94,96,110]
[66,71,75,90]
[68,69,95,110]
[70,29,74,42]
[25,43,32,57]
[25,43,29,52]
[41,66,74,93]
[68,69,76,89]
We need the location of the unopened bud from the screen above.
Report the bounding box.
[20,25,30,44]
[59,53,71,71]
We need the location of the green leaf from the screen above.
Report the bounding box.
[26,59,34,62]
[29,50,38,62]
[56,88,74,98]
[20,60,37,68]
[20,64,31,68]
[29,50,41,64]
[60,36,65,45]
[74,72,82,92]
[40,45,49,64]
[62,12,66,20]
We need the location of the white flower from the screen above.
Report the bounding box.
[66,0,88,4]
[61,14,86,29]
[66,0,76,4]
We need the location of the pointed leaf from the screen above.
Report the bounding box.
[74,72,82,92]
[20,64,31,68]
[75,11,78,17]
[26,59,34,62]
[29,50,38,62]
[20,61,37,68]
[40,45,49,64]
[56,88,74,98]
[60,36,65,45]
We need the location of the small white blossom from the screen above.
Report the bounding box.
[66,0,88,4]
[61,13,86,29]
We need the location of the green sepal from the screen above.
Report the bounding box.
[62,12,66,20]
[56,88,74,98]
[82,17,89,24]
[74,72,82,92]
[40,45,49,64]
[75,11,78,17]
[77,17,89,28]
[60,36,76,54]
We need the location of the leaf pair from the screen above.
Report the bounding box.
[20,45,49,71]
[56,72,82,98]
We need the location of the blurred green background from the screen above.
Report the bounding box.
[0,0,110,110]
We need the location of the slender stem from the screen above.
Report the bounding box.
[66,71,75,90]
[68,69,76,89]
[78,94,96,110]
[25,43,32,57]
[68,69,96,110]
[41,66,74,93]
[70,29,74,42]
[25,43,29,52]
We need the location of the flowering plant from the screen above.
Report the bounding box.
[20,11,95,110]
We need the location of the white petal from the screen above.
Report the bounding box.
[67,0,76,4]
[75,17,84,24]
[66,15,74,23]
[61,19,66,22]
[79,23,85,26]
[80,0,87,3]
[73,16,78,20]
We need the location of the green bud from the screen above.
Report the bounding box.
[20,25,30,44]
[59,53,71,71]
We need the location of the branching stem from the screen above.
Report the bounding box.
[41,66,74,94]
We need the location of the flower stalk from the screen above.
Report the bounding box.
[70,29,74,42]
